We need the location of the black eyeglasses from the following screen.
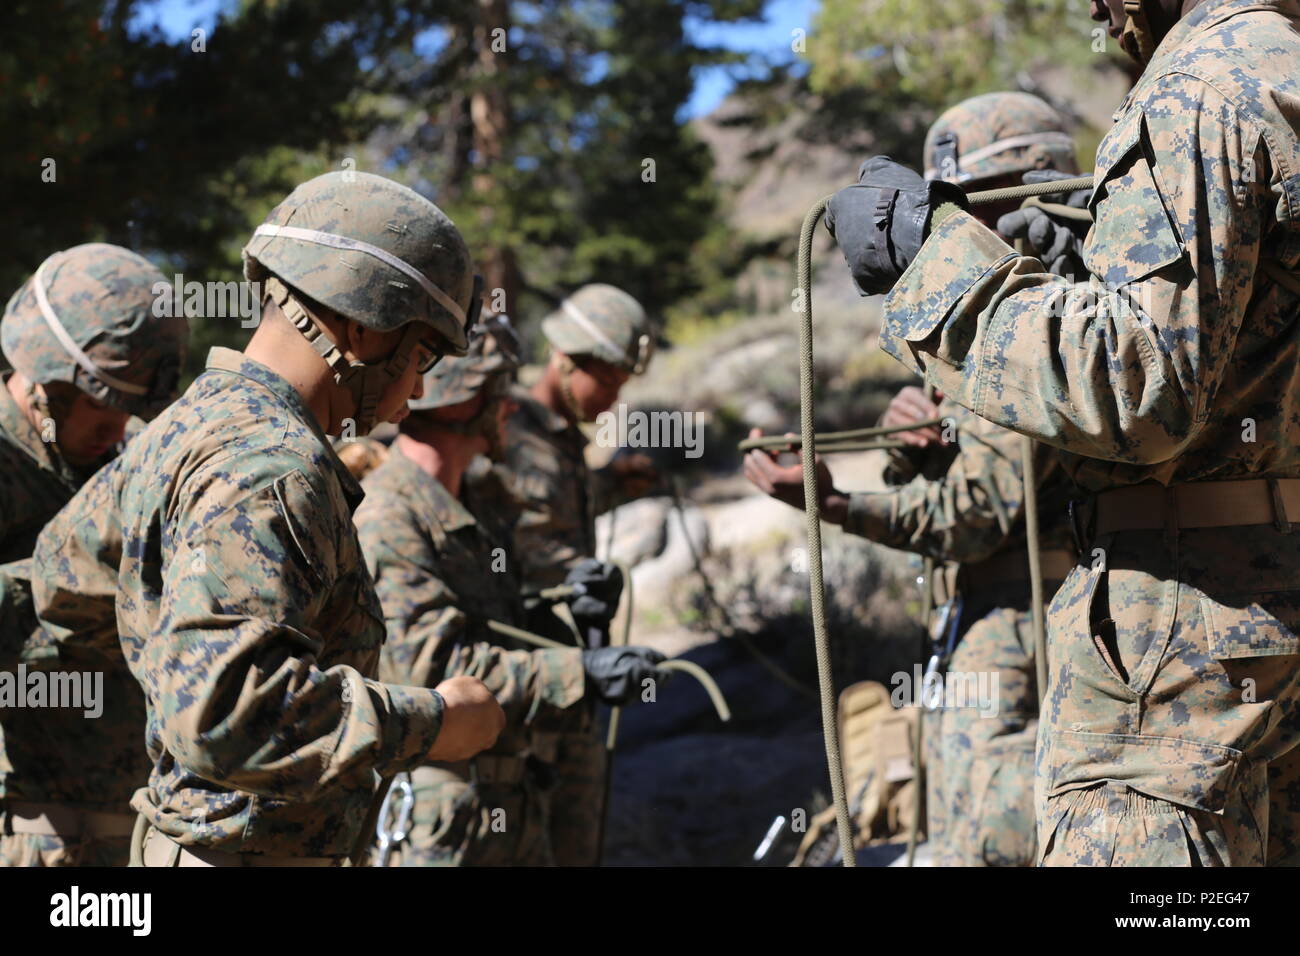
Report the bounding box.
[415,347,443,375]
[415,275,484,373]
[465,275,484,334]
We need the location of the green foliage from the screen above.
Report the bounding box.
[389,0,765,329]
[807,0,1112,111]
[1,0,770,373]
[0,0,448,374]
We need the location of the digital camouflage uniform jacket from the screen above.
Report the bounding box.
[844,397,1075,865]
[494,387,600,591]
[0,379,137,866]
[470,385,618,864]
[878,0,1300,865]
[355,446,585,865]
[0,378,106,564]
[846,398,1075,567]
[32,348,445,856]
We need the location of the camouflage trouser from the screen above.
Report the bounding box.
[925,601,1039,866]
[0,832,129,867]
[1268,744,1300,866]
[547,705,607,866]
[385,760,554,867]
[1038,525,1300,866]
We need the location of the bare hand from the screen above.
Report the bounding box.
[610,452,660,499]
[879,386,945,447]
[742,428,847,524]
[427,676,505,762]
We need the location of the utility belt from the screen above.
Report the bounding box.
[1,801,135,840]
[928,548,1074,610]
[136,822,344,867]
[1071,477,1300,549]
[957,548,1076,594]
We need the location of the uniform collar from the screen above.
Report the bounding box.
[389,443,477,533]
[204,347,364,507]
[0,373,86,487]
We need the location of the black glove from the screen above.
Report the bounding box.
[564,559,624,626]
[582,646,670,705]
[824,156,969,296]
[995,170,1092,280]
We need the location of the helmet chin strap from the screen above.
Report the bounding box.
[1121,0,1161,64]
[268,276,422,435]
[556,353,591,424]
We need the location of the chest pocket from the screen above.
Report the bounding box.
[1086,114,1188,288]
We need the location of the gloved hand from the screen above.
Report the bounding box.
[564,558,624,634]
[582,646,671,705]
[995,170,1092,279]
[824,156,969,296]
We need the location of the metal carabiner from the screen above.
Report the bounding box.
[922,594,964,710]
[375,772,415,867]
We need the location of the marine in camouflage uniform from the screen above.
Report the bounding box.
[0,244,187,867]
[748,92,1081,865]
[497,284,657,589]
[865,401,1076,866]
[473,283,658,865]
[833,0,1300,865]
[0,244,185,562]
[355,317,665,865]
[30,172,505,865]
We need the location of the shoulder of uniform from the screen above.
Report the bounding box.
[1143,18,1300,137]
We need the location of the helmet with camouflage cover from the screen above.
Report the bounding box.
[540,284,654,375]
[410,313,521,413]
[406,314,521,460]
[923,92,1078,186]
[242,170,481,434]
[1,243,188,420]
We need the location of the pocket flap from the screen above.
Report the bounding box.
[1045,729,1241,814]
[1202,593,1300,659]
[1087,115,1187,287]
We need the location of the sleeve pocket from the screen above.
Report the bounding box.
[1087,115,1187,288]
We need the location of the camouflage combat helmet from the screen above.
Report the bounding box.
[410,313,521,412]
[540,284,653,375]
[1,243,188,420]
[924,92,1077,186]
[407,314,521,459]
[242,170,482,433]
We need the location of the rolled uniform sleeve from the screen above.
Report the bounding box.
[152,467,443,801]
[879,77,1270,468]
[842,404,1028,563]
